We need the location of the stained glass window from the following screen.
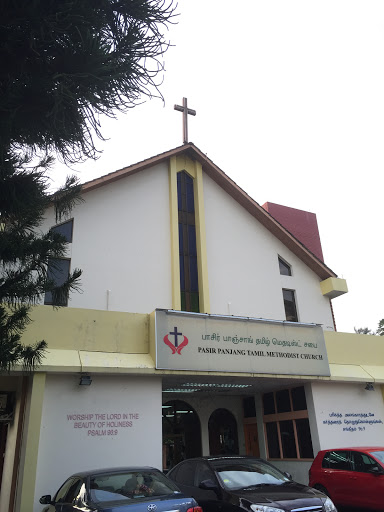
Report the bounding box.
[177,172,199,312]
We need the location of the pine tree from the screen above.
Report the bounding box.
[0,0,176,370]
[0,153,83,370]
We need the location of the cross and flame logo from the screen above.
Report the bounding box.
[163,326,188,355]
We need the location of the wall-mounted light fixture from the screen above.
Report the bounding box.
[79,375,92,386]
[365,382,374,391]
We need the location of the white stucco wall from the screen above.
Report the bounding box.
[40,161,334,328]
[40,162,172,313]
[310,381,384,451]
[203,174,335,329]
[34,375,162,512]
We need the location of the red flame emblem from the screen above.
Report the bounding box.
[163,327,188,354]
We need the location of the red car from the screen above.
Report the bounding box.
[309,447,384,511]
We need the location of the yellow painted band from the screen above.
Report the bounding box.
[23,307,149,353]
[18,372,46,512]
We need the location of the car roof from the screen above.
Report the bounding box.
[319,447,384,453]
[68,466,158,478]
[176,456,266,463]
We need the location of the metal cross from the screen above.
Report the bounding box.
[169,327,183,347]
[174,97,196,144]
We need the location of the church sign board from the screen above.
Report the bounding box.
[155,309,331,377]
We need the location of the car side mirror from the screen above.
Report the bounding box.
[199,479,219,492]
[39,495,52,505]
[284,472,293,480]
[369,466,384,475]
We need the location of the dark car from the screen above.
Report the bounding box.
[309,446,384,511]
[39,466,203,512]
[167,455,337,512]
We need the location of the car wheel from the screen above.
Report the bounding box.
[314,484,329,497]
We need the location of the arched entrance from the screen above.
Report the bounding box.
[208,408,239,455]
[162,400,202,470]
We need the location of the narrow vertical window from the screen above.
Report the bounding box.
[265,422,281,458]
[45,220,74,306]
[44,258,71,306]
[282,289,298,322]
[177,171,199,312]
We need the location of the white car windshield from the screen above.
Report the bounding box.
[211,459,290,490]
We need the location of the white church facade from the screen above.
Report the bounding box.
[1,143,383,512]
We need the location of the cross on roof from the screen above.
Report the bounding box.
[174,97,196,144]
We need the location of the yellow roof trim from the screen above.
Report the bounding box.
[21,349,155,373]
[329,363,377,382]
[11,349,384,384]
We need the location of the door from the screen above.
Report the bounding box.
[193,461,221,512]
[208,409,239,455]
[349,451,384,509]
[170,460,220,512]
[170,461,198,499]
[320,450,352,505]
[49,477,83,511]
[162,400,202,470]
[244,423,259,457]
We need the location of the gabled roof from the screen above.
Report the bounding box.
[82,143,337,281]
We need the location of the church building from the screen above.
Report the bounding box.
[1,130,383,511]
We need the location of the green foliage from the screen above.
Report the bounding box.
[0,0,176,371]
[0,305,47,372]
[354,320,384,337]
[0,0,176,162]
[0,155,83,371]
[354,327,375,335]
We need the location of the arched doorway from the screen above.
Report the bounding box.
[208,408,239,455]
[162,400,202,470]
